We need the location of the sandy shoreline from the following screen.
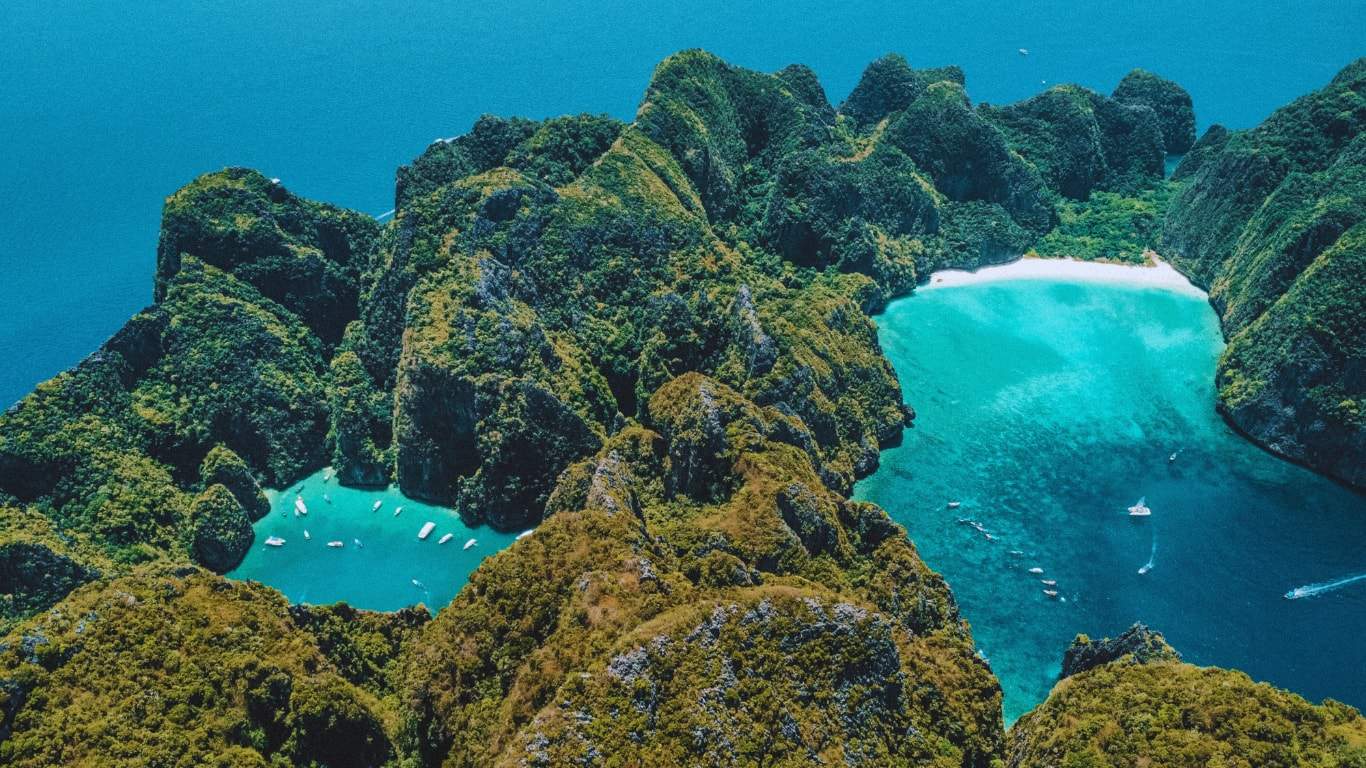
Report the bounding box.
[923,255,1207,297]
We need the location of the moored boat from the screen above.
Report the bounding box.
[516,529,535,540]
[1028,567,1044,574]
[294,496,308,516]
[418,521,436,540]
[437,533,454,545]
[264,536,286,547]
[463,538,477,550]
[327,540,344,548]
[1128,496,1152,517]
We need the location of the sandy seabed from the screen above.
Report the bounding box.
[924,255,1207,297]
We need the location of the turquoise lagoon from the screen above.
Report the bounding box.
[854,260,1366,723]
[228,469,520,612]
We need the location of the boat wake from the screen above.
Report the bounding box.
[1138,531,1156,575]
[1284,571,1366,600]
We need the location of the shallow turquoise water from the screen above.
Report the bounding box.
[854,273,1366,723]
[227,468,520,612]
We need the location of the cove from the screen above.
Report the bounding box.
[227,468,520,612]
[854,258,1366,724]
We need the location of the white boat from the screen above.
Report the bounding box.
[1128,497,1152,517]
[418,522,436,540]
[372,500,384,512]
[947,501,961,509]
[393,505,403,517]
[354,538,363,548]
[1138,564,1152,575]
[516,529,535,540]
[1018,48,1029,56]
[322,468,333,481]
[1028,567,1044,575]
[303,530,311,540]
[412,579,425,589]
[323,494,332,504]
[438,533,454,545]
[1043,589,1058,598]
[1168,453,1178,463]
[294,496,308,516]
[1040,579,1057,586]
[328,540,344,548]
[264,536,286,547]
[463,538,477,550]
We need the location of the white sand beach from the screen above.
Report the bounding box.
[923,255,1207,297]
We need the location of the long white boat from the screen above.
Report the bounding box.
[418,522,436,540]
[438,533,454,545]
[265,536,286,547]
[327,540,344,548]
[294,496,308,516]
[463,538,478,550]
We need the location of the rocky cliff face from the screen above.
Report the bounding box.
[1163,58,1366,488]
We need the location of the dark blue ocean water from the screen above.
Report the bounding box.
[2,1,1363,406]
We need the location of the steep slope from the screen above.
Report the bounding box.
[0,567,396,767]
[1010,627,1366,767]
[1163,59,1366,487]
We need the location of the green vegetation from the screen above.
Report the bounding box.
[1163,58,1366,487]
[0,567,395,767]
[1034,184,1177,263]
[1011,630,1366,767]
[1,49,1362,766]
[1113,68,1198,154]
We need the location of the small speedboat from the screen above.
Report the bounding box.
[372,500,383,512]
[1168,452,1178,463]
[412,579,425,589]
[1138,564,1152,575]
[354,538,363,548]
[1018,48,1029,56]
[328,540,344,548]
[1028,567,1044,575]
[1128,497,1152,517]
[393,505,403,517]
[463,538,477,550]
[265,536,286,547]
[323,494,332,504]
[437,533,454,545]
[1041,579,1057,586]
[303,530,311,540]
[418,522,436,540]
[1009,550,1024,556]
[947,501,961,509]
[516,529,535,540]
[1043,589,1059,598]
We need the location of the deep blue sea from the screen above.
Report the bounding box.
[855,272,1366,722]
[3,1,1364,406]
